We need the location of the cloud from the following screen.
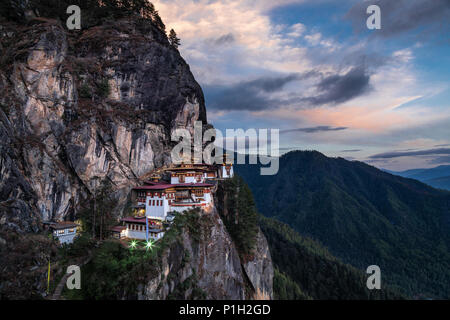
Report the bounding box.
[429,156,450,164]
[341,149,362,153]
[369,148,450,159]
[153,0,449,171]
[153,0,314,84]
[346,0,450,39]
[364,159,391,164]
[301,66,371,106]
[287,23,306,38]
[205,74,303,111]
[206,66,371,111]
[278,147,300,151]
[213,33,236,46]
[280,126,348,134]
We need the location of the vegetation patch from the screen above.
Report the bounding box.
[260,215,406,300]
[216,176,259,260]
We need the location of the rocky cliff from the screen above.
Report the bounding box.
[140,209,246,300]
[242,230,273,300]
[0,8,273,300]
[138,209,272,300]
[0,16,206,231]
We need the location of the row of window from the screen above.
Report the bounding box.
[175,175,203,183]
[56,228,75,235]
[140,189,210,199]
[149,199,164,206]
[174,173,203,177]
[193,189,204,197]
[128,224,145,231]
[138,191,171,197]
[127,224,160,237]
[148,192,172,198]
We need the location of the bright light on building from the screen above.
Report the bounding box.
[145,240,153,251]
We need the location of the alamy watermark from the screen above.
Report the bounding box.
[366,265,381,290]
[66,5,81,30]
[66,265,81,290]
[171,121,279,176]
[367,4,381,30]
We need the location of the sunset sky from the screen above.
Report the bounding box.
[155,0,450,171]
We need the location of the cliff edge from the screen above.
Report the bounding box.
[0,16,206,231]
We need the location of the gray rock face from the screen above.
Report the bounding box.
[242,230,274,300]
[139,209,273,300]
[0,18,206,228]
[0,16,273,300]
[140,209,245,300]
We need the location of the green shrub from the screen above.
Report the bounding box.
[79,83,92,99]
[96,79,110,98]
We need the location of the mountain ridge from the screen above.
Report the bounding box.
[235,150,450,298]
[386,165,450,190]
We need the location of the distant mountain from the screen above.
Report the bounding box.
[387,165,450,190]
[383,168,426,177]
[425,176,450,191]
[235,150,450,298]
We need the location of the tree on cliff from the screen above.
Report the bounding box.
[216,176,259,258]
[78,179,118,240]
[0,0,166,32]
[168,29,181,48]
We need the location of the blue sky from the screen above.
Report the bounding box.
[155,0,450,170]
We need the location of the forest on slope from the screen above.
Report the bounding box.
[260,216,404,299]
[235,150,450,298]
[215,175,404,299]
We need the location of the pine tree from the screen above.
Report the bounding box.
[78,179,118,240]
[152,10,166,32]
[168,29,181,48]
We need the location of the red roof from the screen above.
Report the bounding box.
[110,226,126,232]
[143,180,168,185]
[133,184,174,190]
[50,221,78,230]
[133,183,214,191]
[121,217,151,224]
[167,167,211,172]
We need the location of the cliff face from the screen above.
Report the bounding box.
[140,209,245,300]
[139,209,273,300]
[0,17,206,230]
[0,13,273,300]
[242,230,274,300]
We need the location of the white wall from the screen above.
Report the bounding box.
[125,228,164,241]
[54,228,77,244]
[125,229,146,240]
[145,195,169,220]
[170,175,200,184]
[192,192,212,205]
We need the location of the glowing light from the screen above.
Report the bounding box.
[130,240,137,249]
[145,240,153,251]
